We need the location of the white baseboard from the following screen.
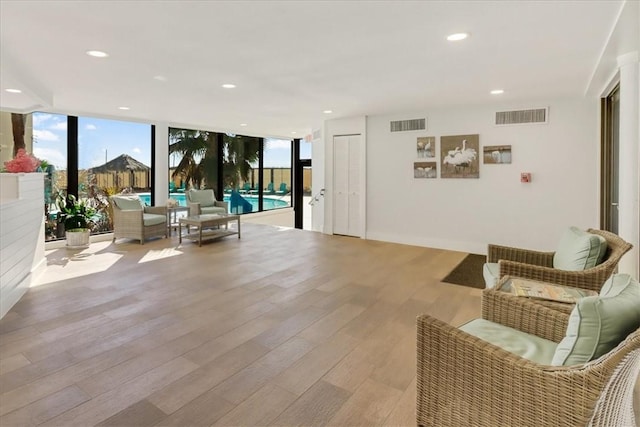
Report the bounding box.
[365,230,487,255]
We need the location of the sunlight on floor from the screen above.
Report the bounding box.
[138,246,184,264]
[36,241,123,286]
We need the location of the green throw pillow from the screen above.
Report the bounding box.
[551,274,640,366]
[113,196,143,211]
[553,227,607,271]
[188,189,216,207]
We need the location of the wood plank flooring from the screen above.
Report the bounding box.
[0,224,636,426]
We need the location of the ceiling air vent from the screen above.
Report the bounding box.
[495,108,548,125]
[390,118,426,132]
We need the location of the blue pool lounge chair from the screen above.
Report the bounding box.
[275,183,288,195]
[239,182,251,194]
[266,182,275,194]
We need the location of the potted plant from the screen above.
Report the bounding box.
[57,194,95,248]
[3,148,41,173]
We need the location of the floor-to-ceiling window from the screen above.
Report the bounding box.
[299,139,313,230]
[168,127,292,214]
[32,112,69,240]
[263,138,292,210]
[223,133,262,213]
[300,139,312,196]
[168,128,220,204]
[32,112,153,239]
[79,116,152,233]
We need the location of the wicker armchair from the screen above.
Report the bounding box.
[110,196,167,245]
[487,228,632,292]
[416,290,640,427]
[186,189,228,216]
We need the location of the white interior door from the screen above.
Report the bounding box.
[333,135,361,237]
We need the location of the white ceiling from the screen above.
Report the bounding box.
[0,0,628,139]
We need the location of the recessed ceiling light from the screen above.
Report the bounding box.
[240,123,247,127]
[86,50,109,58]
[5,88,22,93]
[446,33,469,41]
[490,89,505,95]
[222,84,236,89]
[323,110,333,114]
[153,75,167,82]
[291,131,297,134]
[118,106,130,110]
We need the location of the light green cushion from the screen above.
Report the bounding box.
[459,318,558,365]
[201,206,226,215]
[553,227,607,271]
[551,274,640,366]
[188,189,216,207]
[143,213,166,227]
[483,262,499,288]
[113,196,143,211]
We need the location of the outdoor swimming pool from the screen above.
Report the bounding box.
[137,193,289,211]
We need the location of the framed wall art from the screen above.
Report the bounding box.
[414,161,437,179]
[417,136,435,159]
[483,145,512,164]
[441,134,479,178]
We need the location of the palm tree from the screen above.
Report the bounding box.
[223,134,260,189]
[11,113,26,156]
[169,129,212,189]
[169,129,260,191]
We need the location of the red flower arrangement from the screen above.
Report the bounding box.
[4,149,41,173]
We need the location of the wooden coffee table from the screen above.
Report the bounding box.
[178,214,241,246]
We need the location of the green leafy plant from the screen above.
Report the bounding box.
[57,194,96,231]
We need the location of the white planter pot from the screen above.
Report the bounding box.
[66,229,90,248]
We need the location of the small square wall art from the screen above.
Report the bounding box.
[414,161,437,179]
[417,137,435,159]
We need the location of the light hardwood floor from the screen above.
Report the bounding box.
[0,224,636,426]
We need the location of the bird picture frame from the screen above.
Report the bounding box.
[416,136,436,159]
[441,134,480,179]
[483,144,512,164]
[414,161,437,179]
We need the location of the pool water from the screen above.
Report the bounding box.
[137,193,288,211]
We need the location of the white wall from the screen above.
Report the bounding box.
[364,98,599,254]
[323,116,367,236]
[0,173,46,319]
[615,52,639,277]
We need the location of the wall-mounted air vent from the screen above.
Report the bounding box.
[495,108,548,125]
[312,129,322,140]
[390,118,426,132]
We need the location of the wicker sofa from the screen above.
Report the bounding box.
[110,195,167,244]
[417,285,640,427]
[484,228,632,292]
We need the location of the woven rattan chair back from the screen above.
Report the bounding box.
[586,228,633,275]
[491,229,632,292]
[587,329,640,427]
